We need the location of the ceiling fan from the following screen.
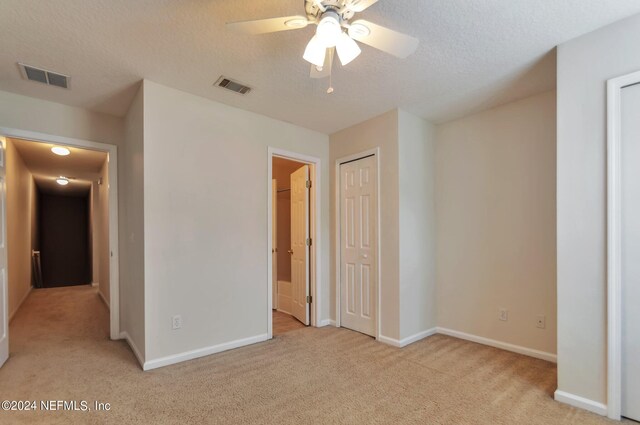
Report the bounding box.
[227,0,419,79]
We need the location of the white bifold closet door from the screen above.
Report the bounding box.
[340,155,377,337]
[622,82,640,422]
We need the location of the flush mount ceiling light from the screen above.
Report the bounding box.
[56,177,69,186]
[51,146,70,156]
[227,0,418,88]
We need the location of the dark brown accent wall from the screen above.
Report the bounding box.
[39,192,91,287]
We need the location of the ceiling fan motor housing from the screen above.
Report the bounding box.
[305,0,356,22]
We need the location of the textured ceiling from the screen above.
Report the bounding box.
[11,138,107,195]
[1,1,640,133]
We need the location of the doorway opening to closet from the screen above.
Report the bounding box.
[268,149,320,338]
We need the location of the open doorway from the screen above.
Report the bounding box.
[0,131,119,369]
[268,149,321,338]
[6,136,109,306]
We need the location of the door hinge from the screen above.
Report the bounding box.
[306,180,312,189]
[306,295,312,304]
[306,238,312,246]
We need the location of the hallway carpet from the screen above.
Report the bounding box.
[0,286,622,424]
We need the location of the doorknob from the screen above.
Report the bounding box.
[288,249,294,254]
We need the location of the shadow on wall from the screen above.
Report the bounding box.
[423,48,557,123]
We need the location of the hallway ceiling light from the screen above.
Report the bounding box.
[56,177,69,186]
[51,146,70,156]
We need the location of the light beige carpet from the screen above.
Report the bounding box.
[0,286,623,424]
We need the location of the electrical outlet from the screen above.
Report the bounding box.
[172,315,182,330]
[536,315,546,329]
[499,308,508,321]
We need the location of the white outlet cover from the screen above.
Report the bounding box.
[172,315,182,330]
[499,309,508,321]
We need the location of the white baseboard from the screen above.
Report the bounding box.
[143,333,269,371]
[97,289,110,310]
[9,286,33,323]
[554,390,607,416]
[318,319,336,327]
[378,328,437,348]
[119,331,145,369]
[436,327,557,363]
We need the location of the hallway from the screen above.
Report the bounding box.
[0,286,139,423]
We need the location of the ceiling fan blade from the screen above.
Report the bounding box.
[347,0,379,12]
[310,48,334,79]
[348,19,419,58]
[226,15,309,35]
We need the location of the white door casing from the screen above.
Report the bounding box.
[272,179,278,310]
[621,82,640,422]
[340,155,377,337]
[0,138,8,367]
[608,71,640,420]
[290,165,310,326]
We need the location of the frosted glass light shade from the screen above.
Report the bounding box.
[336,32,361,66]
[303,35,327,67]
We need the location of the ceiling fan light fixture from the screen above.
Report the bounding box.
[303,35,327,67]
[336,32,361,66]
[316,11,342,47]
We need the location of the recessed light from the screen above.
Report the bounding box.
[56,177,69,186]
[51,146,70,156]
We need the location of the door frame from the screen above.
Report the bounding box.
[267,147,321,338]
[607,69,640,420]
[0,127,120,340]
[334,148,381,340]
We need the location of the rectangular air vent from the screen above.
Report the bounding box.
[18,63,70,89]
[215,76,251,95]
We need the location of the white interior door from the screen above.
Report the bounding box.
[621,82,640,422]
[290,165,309,325]
[340,155,377,337]
[0,138,8,367]
[272,179,278,310]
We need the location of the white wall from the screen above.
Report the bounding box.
[435,90,557,355]
[0,90,123,146]
[557,12,640,405]
[398,110,437,339]
[330,110,400,339]
[6,140,35,319]
[142,80,329,363]
[120,84,145,360]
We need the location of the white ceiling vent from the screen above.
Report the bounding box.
[18,63,70,89]
[215,76,251,95]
